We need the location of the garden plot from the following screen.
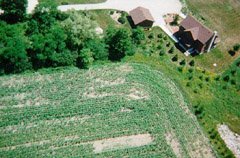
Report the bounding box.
[0,63,215,157]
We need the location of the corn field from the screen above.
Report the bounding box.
[0,63,215,157]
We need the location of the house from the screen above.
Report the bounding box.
[175,15,218,53]
[129,7,154,28]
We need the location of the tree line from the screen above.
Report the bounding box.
[0,0,145,74]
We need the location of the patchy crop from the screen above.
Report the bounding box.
[0,63,214,157]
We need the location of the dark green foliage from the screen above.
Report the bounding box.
[106,27,134,61]
[230,79,236,85]
[0,0,27,23]
[193,105,204,119]
[132,27,145,45]
[188,68,193,73]
[172,54,178,62]
[205,77,210,82]
[223,75,230,82]
[0,22,31,74]
[118,16,126,24]
[157,33,163,38]
[233,43,240,51]
[228,50,236,56]
[180,59,186,66]
[170,15,179,26]
[77,48,94,69]
[110,10,114,15]
[166,42,171,47]
[189,60,195,66]
[159,49,165,56]
[168,46,174,54]
[28,24,75,69]
[148,33,154,39]
[214,75,220,81]
[30,0,60,33]
[177,66,183,72]
[83,38,108,60]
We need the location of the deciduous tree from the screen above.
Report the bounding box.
[0,0,27,23]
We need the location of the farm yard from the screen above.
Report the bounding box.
[0,64,215,157]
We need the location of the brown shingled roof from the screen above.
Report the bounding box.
[129,7,154,25]
[180,15,214,44]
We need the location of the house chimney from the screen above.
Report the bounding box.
[207,31,217,52]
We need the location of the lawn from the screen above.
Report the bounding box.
[0,63,215,157]
[184,0,240,72]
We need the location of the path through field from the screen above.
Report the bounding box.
[0,63,215,157]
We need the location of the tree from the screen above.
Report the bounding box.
[83,38,108,60]
[61,11,98,49]
[29,23,76,68]
[0,22,31,74]
[78,48,94,69]
[30,0,59,33]
[189,60,195,66]
[105,27,134,61]
[172,54,178,62]
[132,27,145,45]
[233,43,240,51]
[0,0,27,23]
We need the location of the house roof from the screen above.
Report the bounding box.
[129,7,154,25]
[180,15,214,44]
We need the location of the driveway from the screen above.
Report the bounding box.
[58,0,183,41]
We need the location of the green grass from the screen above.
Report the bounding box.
[0,63,215,157]
[87,10,131,30]
[39,0,106,5]
[125,26,239,158]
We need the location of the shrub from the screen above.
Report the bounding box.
[180,59,186,66]
[228,50,236,56]
[157,33,163,38]
[214,76,220,81]
[148,33,154,39]
[170,15,179,26]
[166,42,171,47]
[172,54,178,62]
[110,10,114,15]
[188,68,194,73]
[177,66,183,72]
[61,2,69,5]
[159,50,165,56]
[205,77,210,82]
[186,82,191,87]
[188,76,193,80]
[223,75,230,82]
[163,36,168,40]
[230,79,236,85]
[231,70,236,76]
[168,46,174,54]
[118,16,126,24]
[132,27,145,45]
[233,43,240,51]
[189,60,195,66]
[78,48,94,69]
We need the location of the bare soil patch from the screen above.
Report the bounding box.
[218,124,240,158]
[93,134,153,153]
[165,132,183,158]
